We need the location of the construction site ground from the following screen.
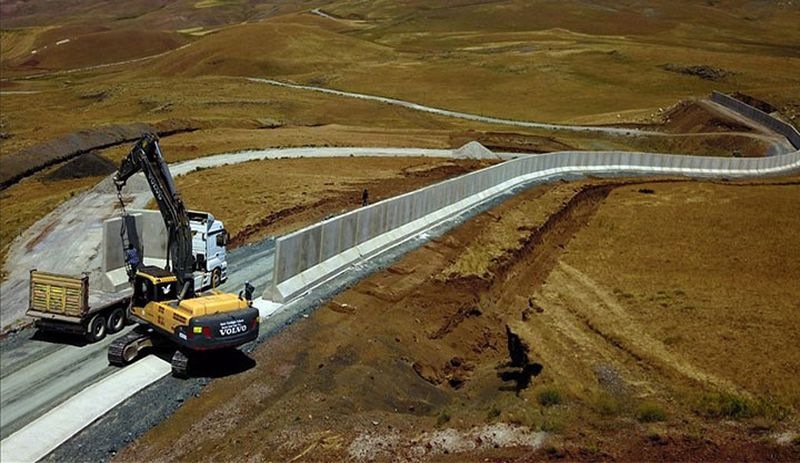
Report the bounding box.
[3,2,800,461]
[116,175,800,462]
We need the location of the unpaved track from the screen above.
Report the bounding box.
[249,79,793,153]
[0,44,192,82]
[549,261,740,392]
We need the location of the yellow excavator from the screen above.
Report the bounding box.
[108,134,259,377]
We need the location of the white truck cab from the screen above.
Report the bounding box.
[188,210,229,289]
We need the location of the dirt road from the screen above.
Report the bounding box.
[253,79,792,154]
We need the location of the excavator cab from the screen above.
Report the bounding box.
[131,267,179,308]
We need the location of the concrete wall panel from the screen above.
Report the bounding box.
[140,212,168,259]
[338,212,359,252]
[296,226,322,274]
[274,232,303,282]
[102,210,164,272]
[265,95,800,301]
[319,219,343,262]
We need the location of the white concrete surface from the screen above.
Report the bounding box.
[0,297,284,463]
[0,356,171,463]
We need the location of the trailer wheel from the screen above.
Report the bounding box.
[211,268,221,289]
[86,314,107,342]
[107,307,126,333]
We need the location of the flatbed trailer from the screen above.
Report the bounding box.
[27,270,132,342]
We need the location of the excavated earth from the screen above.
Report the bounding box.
[117,175,800,462]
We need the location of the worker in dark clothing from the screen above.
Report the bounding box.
[362,188,369,206]
[125,245,140,268]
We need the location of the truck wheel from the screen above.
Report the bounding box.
[107,307,126,334]
[86,314,107,342]
[211,268,221,289]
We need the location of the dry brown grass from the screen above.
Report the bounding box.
[559,177,800,407]
[165,156,493,240]
[440,183,583,279]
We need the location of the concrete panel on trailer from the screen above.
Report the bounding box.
[101,209,165,292]
[102,213,142,273]
[138,211,168,259]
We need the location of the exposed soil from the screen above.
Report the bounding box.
[658,100,754,134]
[118,176,800,462]
[44,151,117,181]
[731,92,778,114]
[0,120,200,190]
[449,131,576,153]
[659,64,733,81]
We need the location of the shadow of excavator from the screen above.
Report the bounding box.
[497,324,543,395]
[153,346,256,379]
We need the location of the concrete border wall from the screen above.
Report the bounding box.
[265,146,800,302]
[711,91,800,149]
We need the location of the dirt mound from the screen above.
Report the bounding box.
[450,131,575,154]
[660,63,733,81]
[0,119,200,190]
[659,100,753,134]
[45,151,116,181]
[731,92,778,114]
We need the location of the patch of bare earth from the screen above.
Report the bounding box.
[168,156,498,246]
[118,176,800,462]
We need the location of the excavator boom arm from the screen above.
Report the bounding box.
[114,134,195,297]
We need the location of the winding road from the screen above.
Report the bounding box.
[247,78,794,156]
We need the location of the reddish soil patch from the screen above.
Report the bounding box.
[731,92,778,114]
[659,100,754,134]
[0,120,199,189]
[450,131,575,153]
[118,177,800,462]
